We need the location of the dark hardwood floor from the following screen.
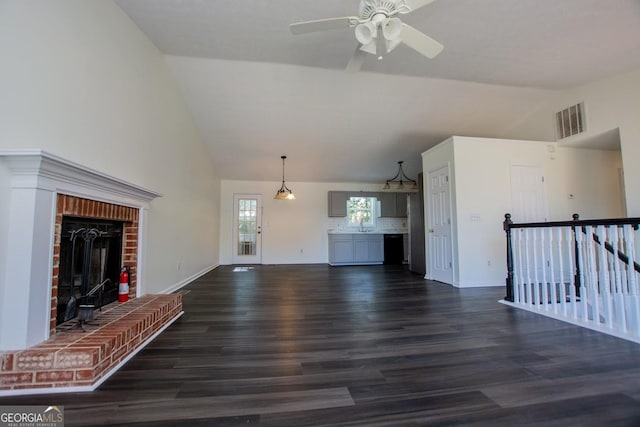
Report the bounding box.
[3,264,640,426]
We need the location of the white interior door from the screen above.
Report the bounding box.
[510,165,549,281]
[510,165,547,222]
[427,165,453,284]
[232,194,262,264]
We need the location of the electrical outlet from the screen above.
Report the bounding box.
[487,260,491,267]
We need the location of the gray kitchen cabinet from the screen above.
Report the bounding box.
[329,191,411,218]
[379,192,410,217]
[328,191,349,217]
[355,234,384,262]
[378,192,397,217]
[353,238,369,262]
[329,234,354,263]
[395,192,408,217]
[329,233,383,265]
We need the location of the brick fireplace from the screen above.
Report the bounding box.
[0,150,163,351]
[51,194,139,333]
[0,151,184,394]
[0,150,188,396]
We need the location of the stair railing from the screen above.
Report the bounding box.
[503,213,640,341]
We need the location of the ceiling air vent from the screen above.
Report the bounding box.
[556,102,585,140]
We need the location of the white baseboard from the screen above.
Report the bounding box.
[162,263,219,294]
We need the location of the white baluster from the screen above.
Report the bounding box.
[572,225,583,320]
[618,226,629,296]
[558,227,568,316]
[623,224,640,336]
[532,228,541,307]
[540,228,550,310]
[595,226,613,328]
[524,228,534,306]
[547,227,557,313]
[585,225,598,323]
[513,228,522,303]
[610,225,627,333]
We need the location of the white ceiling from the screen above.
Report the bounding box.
[115,0,640,183]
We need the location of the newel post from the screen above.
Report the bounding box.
[504,213,514,302]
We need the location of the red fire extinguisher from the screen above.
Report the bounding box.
[118,267,129,302]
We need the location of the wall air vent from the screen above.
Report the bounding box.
[555,102,585,140]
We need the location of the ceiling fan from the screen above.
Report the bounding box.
[290,0,443,72]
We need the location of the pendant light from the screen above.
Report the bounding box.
[274,155,296,200]
[383,161,418,190]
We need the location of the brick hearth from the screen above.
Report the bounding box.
[0,294,182,393]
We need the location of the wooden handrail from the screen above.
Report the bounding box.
[504,217,640,230]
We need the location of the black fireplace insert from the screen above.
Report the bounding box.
[56,217,123,325]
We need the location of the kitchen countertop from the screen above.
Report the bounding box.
[328,229,408,235]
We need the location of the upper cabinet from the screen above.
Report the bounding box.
[328,191,413,218]
[380,192,409,217]
[395,192,408,217]
[378,192,396,217]
[328,191,349,217]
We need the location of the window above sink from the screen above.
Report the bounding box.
[346,196,378,229]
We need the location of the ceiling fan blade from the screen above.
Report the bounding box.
[401,0,437,13]
[290,17,358,35]
[399,24,443,59]
[346,46,367,73]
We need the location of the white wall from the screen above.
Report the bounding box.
[0,1,220,293]
[452,137,550,287]
[0,164,10,299]
[546,147,624,219]
[422,136,624,288]
[219,180,395,265]
[504,67,640,216]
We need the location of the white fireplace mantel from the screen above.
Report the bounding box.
[0,150,161,351]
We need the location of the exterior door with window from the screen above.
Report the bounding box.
[427,165,453,284]
[232,194,262,264]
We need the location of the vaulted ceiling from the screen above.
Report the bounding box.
[115,0,640,183]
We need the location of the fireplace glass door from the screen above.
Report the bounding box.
[57,217,123,324]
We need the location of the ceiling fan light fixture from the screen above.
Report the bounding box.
[382,17,402,41]
[355,22,377,45]
[360,41,377,55]
[274,155,296,201]
[289,0,443,72]
[385,37,402,53]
